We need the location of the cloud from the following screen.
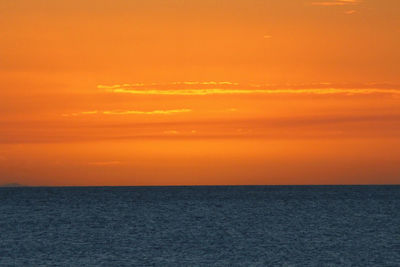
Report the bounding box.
[62,109,192,117]
[98,82,400,96]
[311,0,361,6]
[102,109,192,115]
[62,113,79,117]
[172,81,238,86]
[109,88,400,96]
[81,110,98,114]
[98,81,238,89]
[344,10,357,14]
[2,113,400,143]
[163,130,180,135]
[87,161,122,166]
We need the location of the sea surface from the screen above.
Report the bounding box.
[0,186,399,266]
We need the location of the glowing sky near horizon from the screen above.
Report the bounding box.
[1,0,399,185]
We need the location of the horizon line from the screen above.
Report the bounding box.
[2,184,399,188]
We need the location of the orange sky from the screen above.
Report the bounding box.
[1,0,399,186]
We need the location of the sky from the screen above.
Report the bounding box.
[1,0,399,186]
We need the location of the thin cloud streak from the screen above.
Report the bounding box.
[103,109,192,115]
[344,10,357,14]
[2,113,400,144]
[81,111,98,114]
[62,109,192,117]
[163,130,180,135]
[97,81,238,89]
[109,88,400,96]
[87,161,122,166]
[311,0,362,6]
[98,82,400,96]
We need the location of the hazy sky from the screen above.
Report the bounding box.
[1,0,399,185]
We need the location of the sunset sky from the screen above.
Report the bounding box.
[1,0,399,186]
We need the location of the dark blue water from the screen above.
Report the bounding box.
[0,186,399,266]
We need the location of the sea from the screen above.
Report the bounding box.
[0,186,399,266]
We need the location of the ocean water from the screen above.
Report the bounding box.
[0,186,399,266]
